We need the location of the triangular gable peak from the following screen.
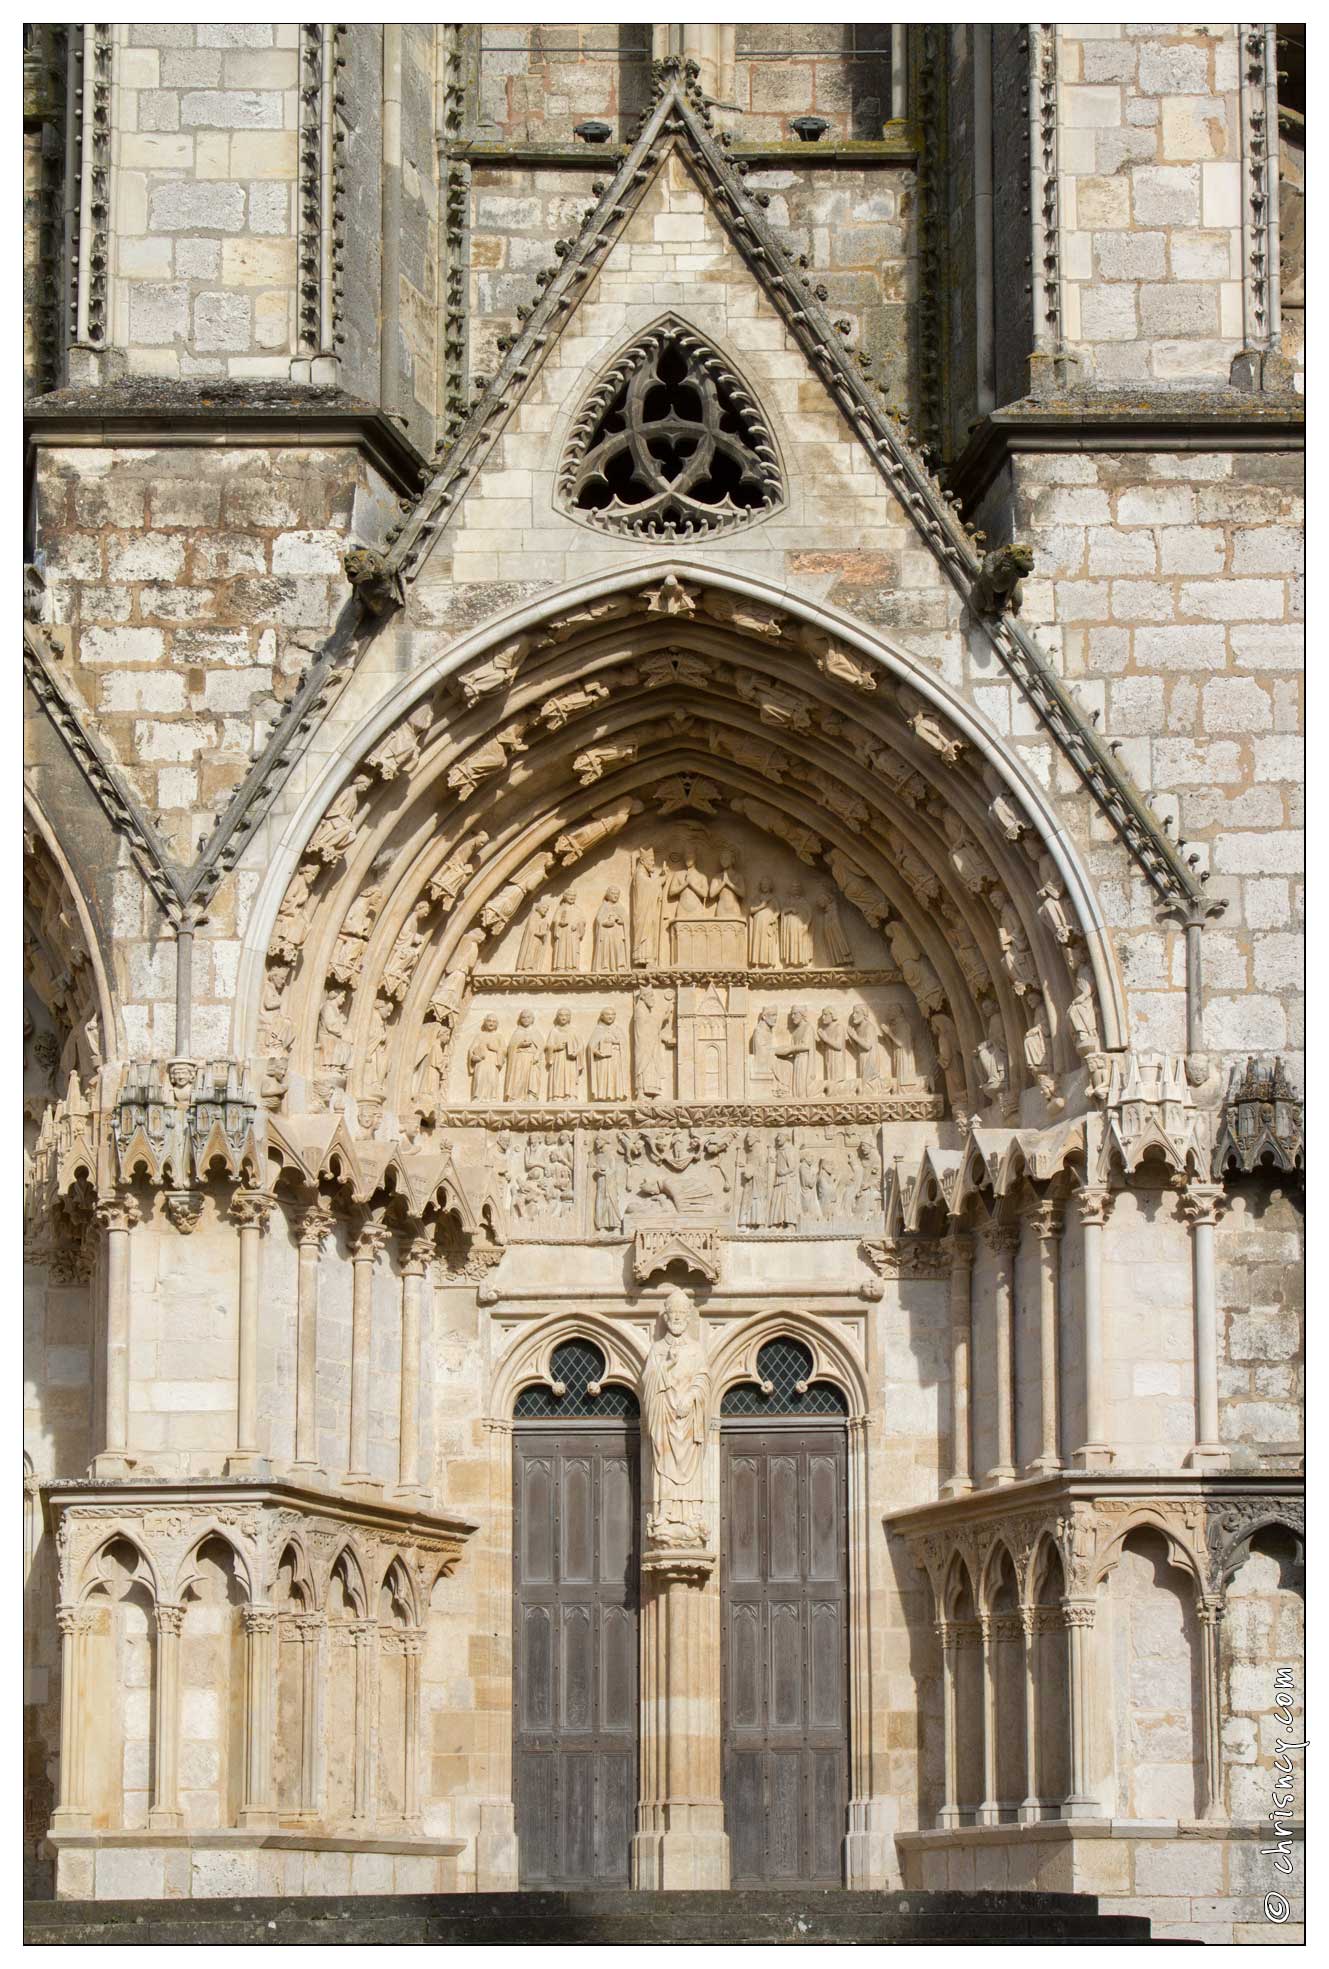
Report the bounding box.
[370,59,1211,926]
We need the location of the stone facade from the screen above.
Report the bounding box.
[23,24,1301,1940]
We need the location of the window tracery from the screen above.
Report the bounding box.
[560,324,782,538]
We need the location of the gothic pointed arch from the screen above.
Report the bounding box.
[558,316,784,538]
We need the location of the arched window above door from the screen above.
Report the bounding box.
[514,1337,640,1419]
[721,1336,848,1417]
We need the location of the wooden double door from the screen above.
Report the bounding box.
[513,1424,639,1887]
[721,1422,850,1887]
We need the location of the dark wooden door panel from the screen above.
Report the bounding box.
[721,1425,849,1887]
[513,1427,639,1889]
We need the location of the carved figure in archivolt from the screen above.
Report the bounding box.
[368,701,433,780]
[631,846,664,967]
[588,1008,628,1102]
[887,921,946,1016]
[1067,961,1101,1059]
[316,988,353,1080]
[593,888,629,971]
[544,1007,581,1101]
[383,900,432,1002]
[429,831,490,912]
[430,928,486,1024]
[482,854,553,938]
[517,896,554,974]
[644,1288,711,1549]
[555,797,643,866]
[447,721,527,802]
[541,680,609,730]
[329,885,382,985]
[468,1015,504,1101]
[457,635,527,706]
[258,963,295,1060]
[654,774,721,818]
[1036,861,1077,950]
[551,891,586,973]
[731,797,822,867]
[929,1011,968,1114]
[272,862,319,962]
[504,1010,543,1102]
[815,888,854,968]
[364,995,393,1091]
[829,851,889,928]
[640,648,709,690]
[780,888,813,969]
[308,774,369,866]
[575,741,636,787]
[632,989,674,1102]
[977,1012,1010,1099]
[749,880,780,969]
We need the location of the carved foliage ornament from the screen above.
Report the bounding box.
[560,324,783,539]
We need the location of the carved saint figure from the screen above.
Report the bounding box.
[632,988,673,1102]
[737,1130,769,1229]
[468,1014,504,1101]
[976,1012,1009,1098]
[258,964,295,1061]
[551,891,586,972]
[364,995,392,1090]
[504,1009,543,1102]
[446,723,526,802]
[642,1288,710,1547]
[308,774,369,865]
[588,1007,627,1102]
[631,846,664,967]
[591,1132,625,1234]
[593,887,629,972]
[929,1011,967,1112]
[430,928,486,1022]
[554,796,643,865]
[887,921,946,1015]
[751,1005,780,1090]
[749,879,780,969]
[272,862,319,960]
[668,850,709,922]
[541,679,610,730]
[710,847,745,920]
[516,895,554,974]
[330,885,382,984]
[817,1008,849,1090]
[768,1130,800,1227]
[846,1005,880,1086]
[429,831,490,912]
[544,1007,581,1102]
[777,1007,814,1098]
[1067,961,1100,1058]
[413,1016,454,1108]
[779,887,813,969]
[815,888,854,968]
[316,988,352,1077]
[879,1006,917,1088]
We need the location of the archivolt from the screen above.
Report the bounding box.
[242,566,1125,1129]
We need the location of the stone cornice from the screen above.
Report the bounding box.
[950,390,1305,511]
[41,1474,478,1547]
[24,385,429,498]
[883,1467,1304,1537]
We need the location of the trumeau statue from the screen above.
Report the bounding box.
[643,1287,711,1550]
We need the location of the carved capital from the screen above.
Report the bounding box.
[399,1233,437,1277]
[1179,1183,1226,1231]
[1074,1185,1113,1230]
[1028,1200,1064,1243]
[230,1189,275,1233]
[95,1193,141,1235]
[242,1606,277,1637]
[294,1202,335,1250]
[1062,1599,1097,1630]
[352,1221,391,1263]
[945,1228,974,1272]
[154,1603,185,1638]
[164,1190,206,1236]
[641,1547,716,1585]
[981,1219,1020,1257]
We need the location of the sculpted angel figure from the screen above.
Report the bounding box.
[749,879,780,968]
[308,774,369,865]
[588,1007,627,1102]
[643,1289,711,1547]
[544,1007,581,1102]
[593,887,629,971]
[503,1010,543,1103]
[468,1014,504,1101]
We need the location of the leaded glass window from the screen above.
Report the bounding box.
[720,1336,848,1416]
[513,1338,640,1419]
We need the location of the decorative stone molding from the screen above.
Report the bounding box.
[860,1237,949,1280]
[633,1224,721,1285]
[1213,1055,1303,1176]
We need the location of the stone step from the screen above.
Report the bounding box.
[24,1889,1163,1946]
